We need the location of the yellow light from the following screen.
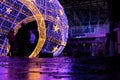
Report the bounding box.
[61,41,66,46]
[53,25,59,32]
[6,8,12,14]
[18,0,46,58]
[59,10,64,16]
[52,46,58,53]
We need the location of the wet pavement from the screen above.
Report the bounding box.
[0,56,120,80]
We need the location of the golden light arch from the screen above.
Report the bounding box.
[18,0,46,58]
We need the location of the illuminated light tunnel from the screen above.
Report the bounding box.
[0,0,69,58]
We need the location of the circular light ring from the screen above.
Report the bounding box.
[5,0,68,57]
[18,0,46,58]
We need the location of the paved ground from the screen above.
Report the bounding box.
[0,56,120,80]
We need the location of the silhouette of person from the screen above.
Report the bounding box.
[29,30,36,44]
[16,23,29,57]
[26,30,36,56]
[7,28,15,56]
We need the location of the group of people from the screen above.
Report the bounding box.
[7,23,36,57]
